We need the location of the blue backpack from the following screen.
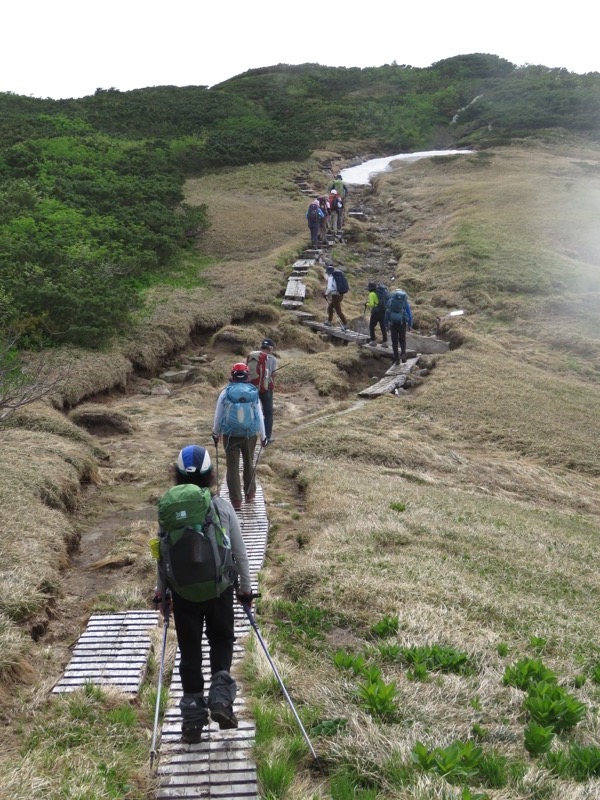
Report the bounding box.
[375,283,389,309]
[388,291,409,323]
[220,382,260,437]
[333,269,349,295]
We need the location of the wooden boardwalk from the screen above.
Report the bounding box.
[358,357,420,397]
[53,609,159,694]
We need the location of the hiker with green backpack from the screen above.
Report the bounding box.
[385,288,413,365]
[152,444,253,743]
[212,362,267,511]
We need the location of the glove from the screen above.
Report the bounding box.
[261,438,269,448]
[152,591,172,614]
[236,592,254,608]
[212,433,219,446]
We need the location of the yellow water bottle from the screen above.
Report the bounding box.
[149,537,160,560]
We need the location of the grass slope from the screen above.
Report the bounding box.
[0,141,599,799]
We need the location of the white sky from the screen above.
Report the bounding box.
[2,0,598,100]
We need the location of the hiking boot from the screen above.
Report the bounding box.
[340,324,349,331]
[401,355,407,363]
[392,359,400,366]
[245,493,256,503]
[231,500,242,511]
[210,702,238,730]
[181,720,204,744]
[323,321,332,327]
[368,340,377,347]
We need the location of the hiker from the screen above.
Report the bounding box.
[385,288,413,365]
[247,338,277,444]
[328,189,343,235]
[323,265,349,331]
[212,363,267,510]
[365,281,389,347]
[317,195,330,244]
[306,198,323,247]
[153,444,254,743]
[328,174,348,200]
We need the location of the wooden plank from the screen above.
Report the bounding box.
[358,357,420,397]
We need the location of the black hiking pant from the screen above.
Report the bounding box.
[369,307,387,342]
[390,321,407,361]
[172,586,235,695]
[259,390,274,439]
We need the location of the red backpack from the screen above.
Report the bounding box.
[247,351,271,392]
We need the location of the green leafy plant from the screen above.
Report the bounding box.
[333,650,367,675]
[523,722,555,755]
[524,681,586,732]
[389,502,406,512]
[371,615,399,637]
[529,635,547,654]
[546,744,600,780]
[400,644,473,675]
[356,675,398,720]
[496,642,509,657]
[590,663,600,684]
[413,740,483,783]
[310,718,347,737]
[502,658,557,690]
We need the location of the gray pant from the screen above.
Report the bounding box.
[223,435,257,503]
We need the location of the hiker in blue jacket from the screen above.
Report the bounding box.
[385,289,413,365]
[212,363,267,510]
[153,444,253,743]
[306,198,324,247]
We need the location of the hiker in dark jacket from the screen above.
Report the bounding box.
[385,289,413,365]
[306,199,324,247]
[153,444,253,743]
[212,363,267,510]
[366,282,388,347]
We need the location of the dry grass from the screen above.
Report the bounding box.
[1,141,600,798]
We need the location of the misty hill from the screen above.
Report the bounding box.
[1,53,600,349]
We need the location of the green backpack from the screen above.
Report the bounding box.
[157,485,238,602]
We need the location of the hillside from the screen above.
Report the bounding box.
[0,134,599,798]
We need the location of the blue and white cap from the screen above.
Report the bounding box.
[176,445,212,475]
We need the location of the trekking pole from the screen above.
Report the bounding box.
[214,439,220,492]
[244,441,264,496]
[241,600,319,762]
[150,590,171,770]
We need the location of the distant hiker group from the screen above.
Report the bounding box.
[306,174,348,247]
[319,266,413,366]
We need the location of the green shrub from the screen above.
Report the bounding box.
[523,722,555,755]
[356,674,398,720]
[371,615,399,638]
[502,658,557,690]
[524,681,586,732]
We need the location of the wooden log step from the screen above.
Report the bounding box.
[358,357,420,397]
[281,299,305,309]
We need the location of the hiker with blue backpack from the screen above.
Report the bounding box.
[306,198,324,247]
[385,288,413,365]
[323,264,349,331]
[152,444,253,743]
[365,281,389,348]
[212,363,267,511]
